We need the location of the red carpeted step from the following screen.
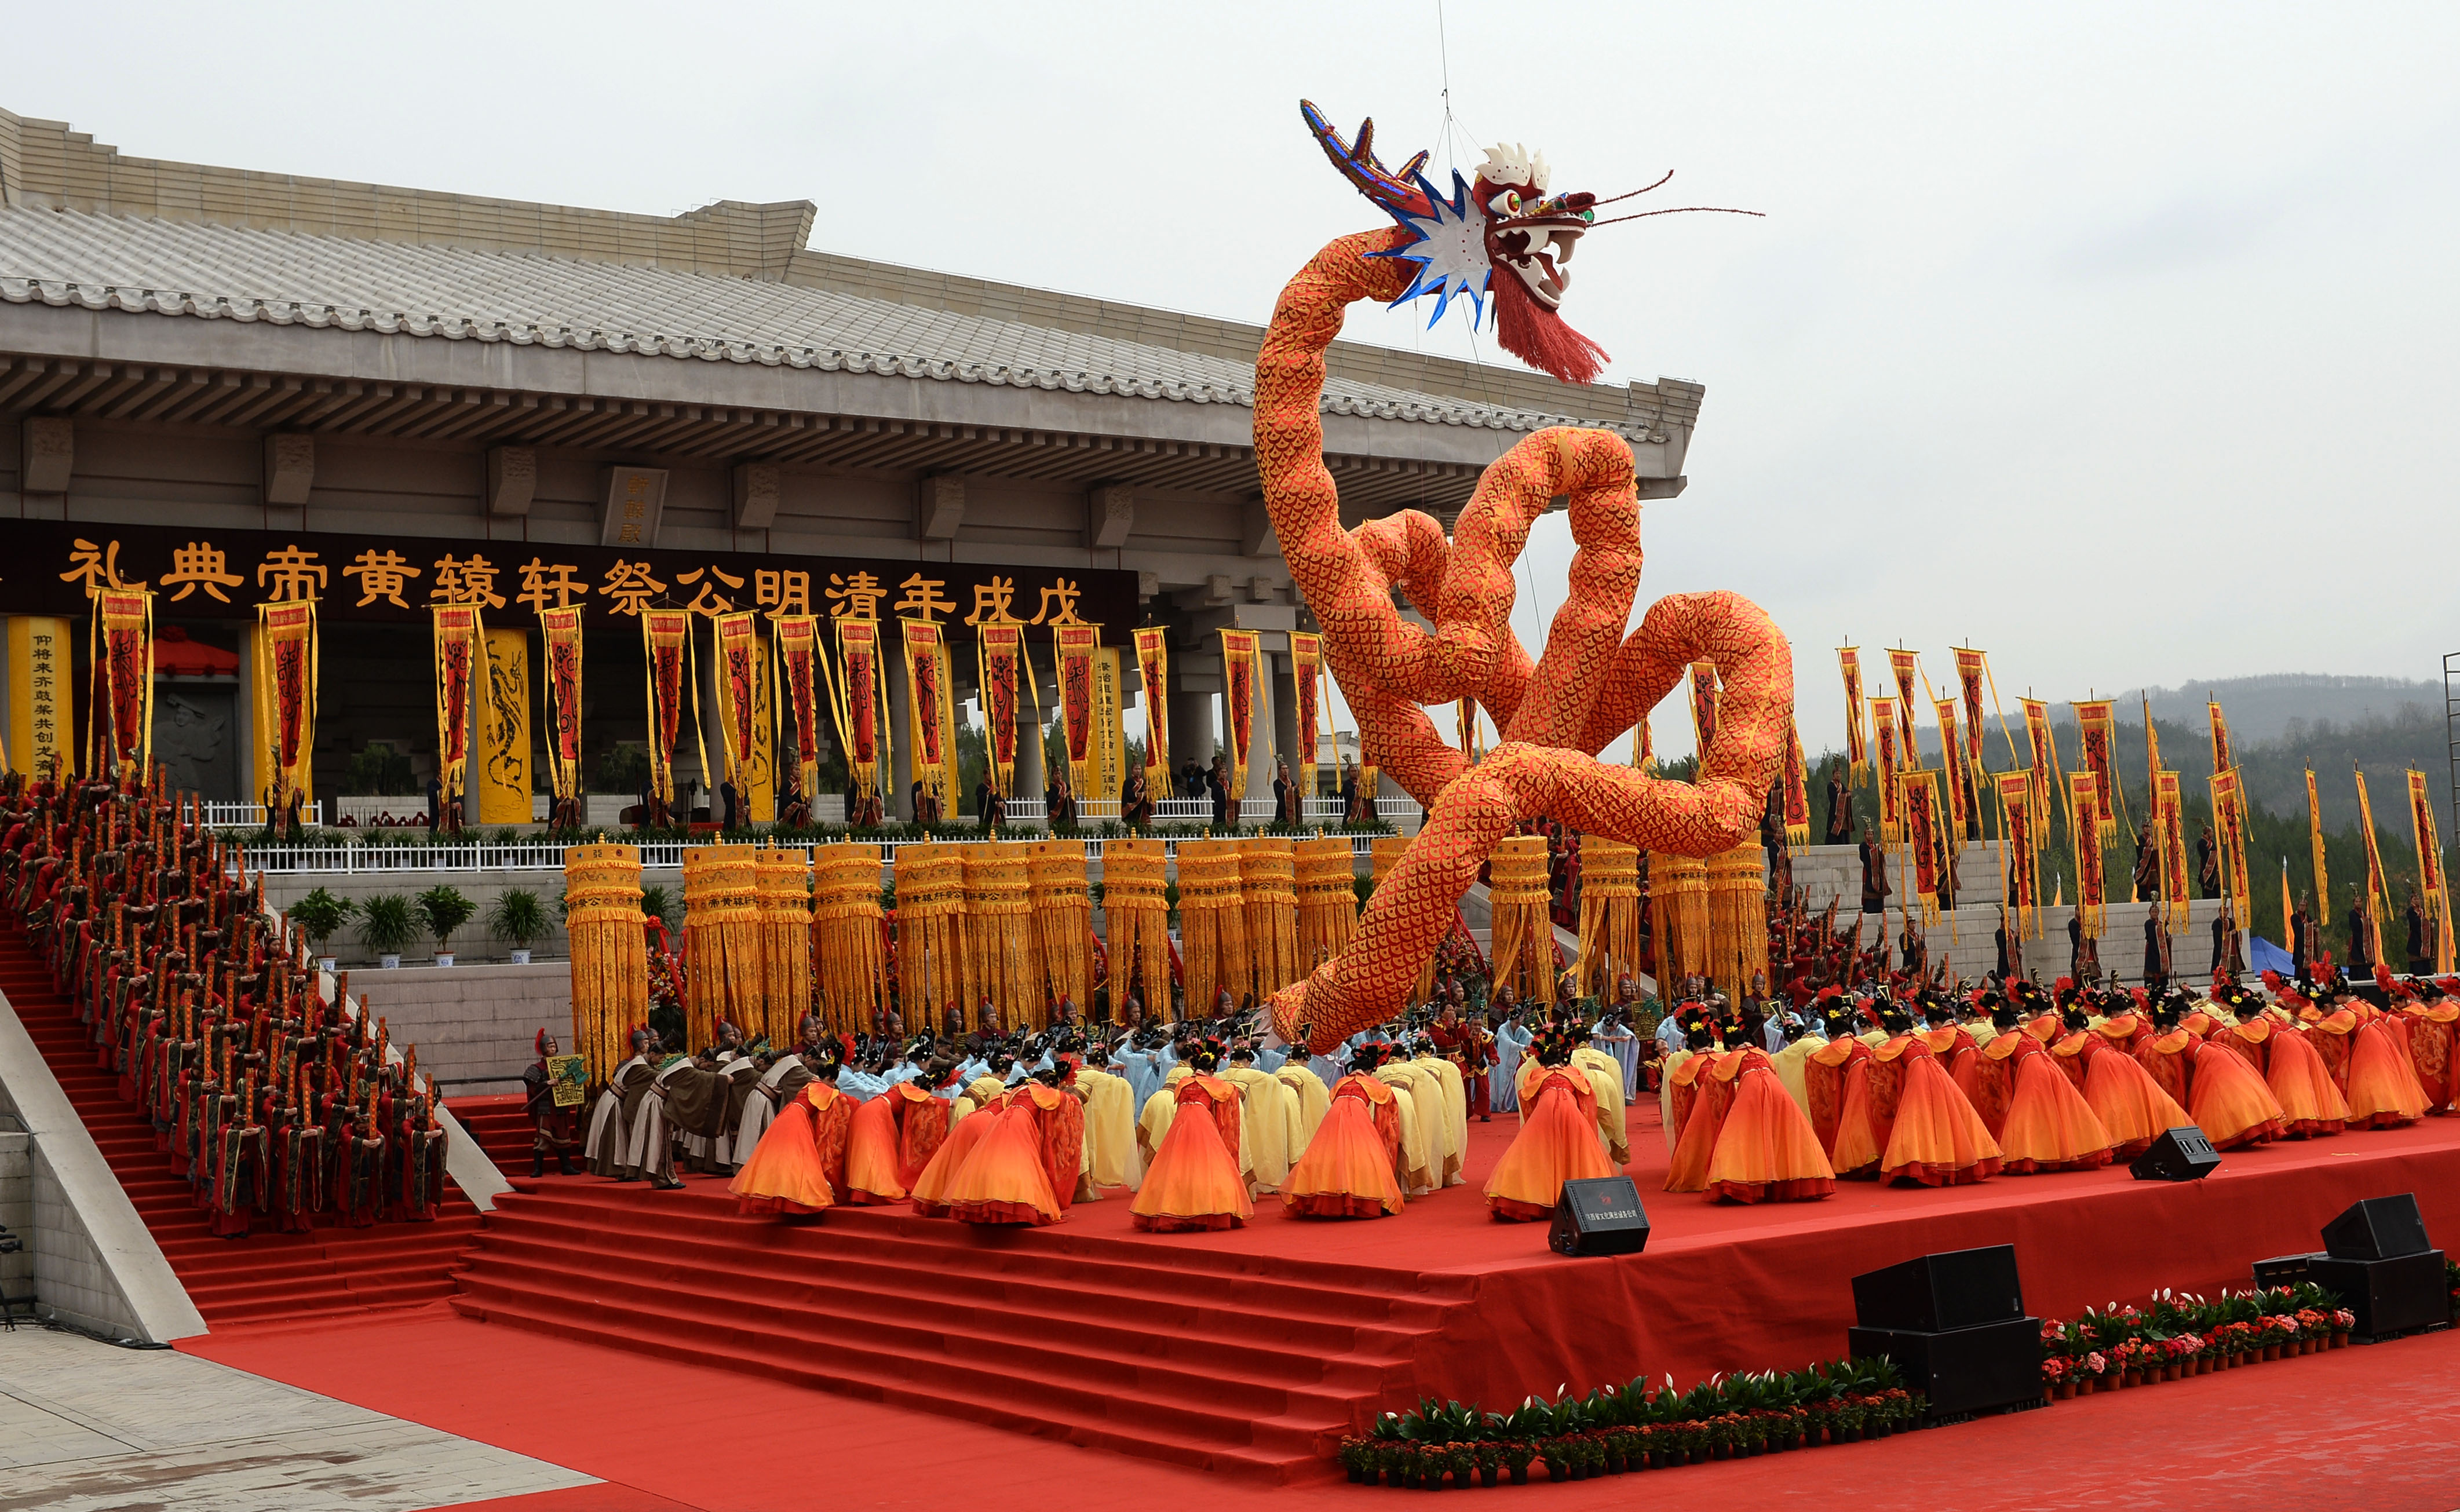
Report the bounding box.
[0,927,488,1331]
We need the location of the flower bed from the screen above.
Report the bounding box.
[2037,1284,2356,1398]
[1337,1359,1926,1488]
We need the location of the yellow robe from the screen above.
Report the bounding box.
[1218,1065,1298,1190]
[1657,1047,1694,1153]
[1412,1054,1470,1186]
[1274,1061,1331,1149]
[1372,1064,1437,1193]
[1075,1066,1136,1190]
[1769,1033,1824,1123]
[1570,1046,1632,1163]
[952,1075,1006,1124]
[1137,1065,1191,1159]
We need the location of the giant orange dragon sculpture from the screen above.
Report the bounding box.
[1264,103,1793,1053]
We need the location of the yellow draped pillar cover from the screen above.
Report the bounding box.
[1174,839,1249,1018]
[1027,838,1094,1018]
[1487,834,1557,1007]
[1649,853,1711,991]
[1293,837,1359,974]
[1098,838,1173,1024]
[811,842,888,1035]
[754,846,812,1049]
[1239,837,1301,1000]
[560,843,646,1087]
[680,845,761,1051]
[892,843,970,1035]
[1575,839,1644,998]
[963,841,1041,1030]
[1705,844,1771,1003]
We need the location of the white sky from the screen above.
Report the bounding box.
[8,2,2455,759]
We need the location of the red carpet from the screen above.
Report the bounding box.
[183,1305,2460,1512]
[0,931,483,1330]
[446,1093,541,1173]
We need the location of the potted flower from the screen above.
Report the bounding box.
[1337,1437,1374,1484]
[1498,1440,1533,1486]
[417,884,477,966]
[489,886,548,965]
[1470,1439,1503,1488]
[2042,1356,2072,1400]
[285,886,354,972]
[2331,1307,2354,1348]
[356,892,417,968]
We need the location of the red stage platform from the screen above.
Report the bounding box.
[439,1093,2460,1483]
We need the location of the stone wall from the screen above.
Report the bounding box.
[0,1125,29,1306]
[335,962,576,1095]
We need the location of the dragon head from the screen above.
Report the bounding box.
[1302,100,1755,387]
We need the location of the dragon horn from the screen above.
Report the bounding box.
[1299,98,1430,220]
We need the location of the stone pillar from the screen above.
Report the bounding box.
[1016,646,1046,812]
[889,652,914,821]
[1171,690,1217,771]
[1269,650,1300,802]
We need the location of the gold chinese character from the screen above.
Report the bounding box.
[824,571,885,619]
[430,553,507,609]
[601,560,667,617]
[256,546,327,603]
[517,560,590,614]
[1030,578,1088,626]
[341,549,422,609]
[158,541,244,604]
[59,539,147,598]
[754,569,813,618]
[617,523,643,544]
[894,572,957,622]
[675,564,745,617]
[963,576,1020,626]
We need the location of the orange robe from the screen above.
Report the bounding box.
[1954,1034,2022,1140]
[729,1083,853,1217]
[2048,1031,2097,1091]
[2081,1045,2189,1161]
[2136,1030,2198,1111]
[1699,1060,1835,1204]
[1486,1065,1616,1221]
[2401,1006,2458,1112]
[2304,1013,2356,1093]
[2093,1014,2152,1059]
[908,1095,1001,1218]
[1130,1076,1252,1232]
[1282,1073,1407,1219]
[841,1090,910,1204]
[2343,1019,2430,1129]
[939,1088,1066,1225]
[1864,1039,1999,1186]
[2207,1018,2274,1076]
[2263,1029,2348,1138]
[1998,1034,2114,1173]
[1665,1053,1746,1193]
[887,1082,953,1188]
[1834,1037,1921,1175]
[2188,1040,2286,1149]
[1802,1038,1871,1156]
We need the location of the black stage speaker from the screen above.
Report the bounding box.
[1548,1177,1650,1257]
[2322,1195,2431,1261]
[1848,1316,2041,1419]
[1852,1246,2023,1334]
[2308,1251,2447,1341]
[2252,1252,2327,1290]
[2129,1126,2220,1182]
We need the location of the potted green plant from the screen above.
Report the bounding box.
[285,886,354,972]
[417,884,477,966]
[489,886,548,965]
[357,893,417,968]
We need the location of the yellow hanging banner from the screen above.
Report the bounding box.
[8,616,74,781]
[477,624,530,826]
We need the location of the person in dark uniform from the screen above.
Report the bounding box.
[1858,824,1889,915]
[2406,890,2431,974]
[2345,885,2372,973]
[2195,823,2221,900]
[2068,910,2085,981]
[2290,893,2312,979]
[2143,911,2170,993]
[1992,907,2012,984]
[1824,769,1855,846]
[2130,827,2160,904]
[1206,755,1231,830]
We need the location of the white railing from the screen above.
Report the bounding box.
[233,828,1390,876]
[201,799,325,827]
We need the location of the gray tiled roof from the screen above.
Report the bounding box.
[0,206,1645,437]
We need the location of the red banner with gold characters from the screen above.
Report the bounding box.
[772,615,821,810]
[1870,696,1901,842]
[641,608,694,817]
[2156,770,2191,933]
[1290,631,1323,794]
[1903,769,1943,918]
[432,605,481,824]
[1933,697,1968,834]
[1056,624,1100,800]
[1997,770,2037,935]
[1952,647,1988,770]
[541,607,586,808]
[2021,697,2058,841]
[91,587,154,773]
[2071,769,2105,938]
[1220,629,1260,803]
[1888,648,1921,758]
[901,618,959,820]
[1689,661,1720,752]
[977,622,1023,801]
[255,600,317,809]
[1838,647,1867,782]
[714,612,764,802]
[2209,700,2235,787]
[830,618,888,819]
[2072,699,2118,840]
[1781,714,1811,845]
[1132,627,1170,777]
[2355,769,2388,966]
[2211,769,2247,904]
[2411,768,2454,973]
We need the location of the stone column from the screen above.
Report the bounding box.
[889,652,914,821]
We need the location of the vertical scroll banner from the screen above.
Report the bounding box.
[2021,697,2058,843]
[94,587,154,772]
[432,605,481,816]
[1781,714,1811,845]
[477,624,530,825]
[2209,702,2236,797]
[2305,768,2330,928]
[1870,696,1901,842]
[1132,627,1170,778]
[772,615,822,810]
[1220,628,1259,804]
[2355,769,2388,966]
[1997,770,2037,937]
[2071,769,2105,940]
[1290,630,1323,795]
[831,617,887,809]
[2211,768,2248,904]
[1092,648,1124,808]
[2156,770,2190,934]
[254,601,316,809]
[1952,648,1988,770]
[541,607,586,808]
[1888,648,1921,758]
[1903,769,1943,921]
[1933,697,1968,834]
[901,618,961,820]
[713,612,765,820]
[1056,624,1100,800]
[641,608,694,814]
[2072,699,2118,841]
[2409,769,2454,973]
[7,615,72,781]
[978,623,1023,802]
[1838,647,1867,782]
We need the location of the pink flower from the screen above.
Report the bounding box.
[2083,1352,2107,1374]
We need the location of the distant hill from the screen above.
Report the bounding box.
[2117,674,2441,747]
